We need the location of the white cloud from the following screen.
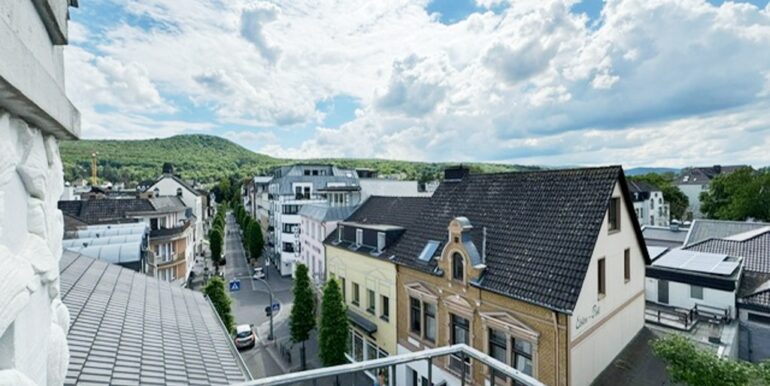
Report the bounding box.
[65,0,770,167]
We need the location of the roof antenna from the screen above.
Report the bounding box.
[482,226,487,263]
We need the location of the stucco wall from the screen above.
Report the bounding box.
[327,245,398,355]
[569,182,646,386]
[0,110,70,385]
[645,277,736,319]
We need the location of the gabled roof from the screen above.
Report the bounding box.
[146,174,200,196]
[684,219,770,246]
[676,165,747,185]
[60,252,250,385]
[389,166,649,313]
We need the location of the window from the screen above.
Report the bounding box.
[366,341,378,361]
[355,229,363,246]
[512,338,534,383]
[282,223,298,233]
[381,295,390,321]
[598,258,606,297]
[367,289,376,314]
[176,187,183,196]
[282,242,295,253]
[450,314,471,375]
[608,197,620,231]
[352,283,360,306]
[650,215,654,225]
[691,285,704,300]
[377,232,386,252]
[283,205,300,214]
[624,249,631,282]
[424,302,436,342]
[340,277,346,302]
[410,297,421,334]
[353,332,364,362]
[452,252,464,282]
[488,329,507,383]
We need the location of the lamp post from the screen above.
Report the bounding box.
[254,277,275,341]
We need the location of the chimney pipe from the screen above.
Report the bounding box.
[482,226,487,263]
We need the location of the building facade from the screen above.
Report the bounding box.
[264,165,361,276]
[299,204,358,284]
[627,180,670,226]
[145,171,205,254]
[385,167,648,386]
[58,197,196,284]
[0,0,80,384]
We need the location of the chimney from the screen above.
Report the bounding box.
[162,162,175,175]
[713,165,722,174]
[482,226,487,263]
[444,165,470,181]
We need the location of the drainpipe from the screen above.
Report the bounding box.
[552,311,560,386]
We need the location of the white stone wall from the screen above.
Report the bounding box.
[0,110,70,386]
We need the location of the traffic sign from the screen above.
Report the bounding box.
[229,279,241,292]
[272,303,280,311]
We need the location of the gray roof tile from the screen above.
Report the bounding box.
[60,251,249,385]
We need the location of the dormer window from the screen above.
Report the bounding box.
[176,187,183,196]
[377,232,385,252]
[452,252,464,282]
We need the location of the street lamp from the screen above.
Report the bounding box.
[254,277,275,341]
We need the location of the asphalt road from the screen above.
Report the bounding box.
[223,212,295,379]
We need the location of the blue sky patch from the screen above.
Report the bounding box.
[316,95,361,128]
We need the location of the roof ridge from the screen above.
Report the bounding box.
[462,165,622,178]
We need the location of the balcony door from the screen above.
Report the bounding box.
[658,280,669,304]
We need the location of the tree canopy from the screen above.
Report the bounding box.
[653,334,770,386]
[204,276,235,333]
[319,279,349,367]
[290,264,316,370]
[701,167,770,222]
[209,227,223,267]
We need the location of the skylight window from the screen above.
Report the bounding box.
[418,240,440,261]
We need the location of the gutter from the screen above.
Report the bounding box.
[204,295,254,381]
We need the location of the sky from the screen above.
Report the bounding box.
[65,0,770,168]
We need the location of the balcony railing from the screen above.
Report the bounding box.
[234,344,542,386]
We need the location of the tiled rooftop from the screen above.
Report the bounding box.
[60,251,249,385]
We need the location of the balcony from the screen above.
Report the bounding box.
[236,344,542,386]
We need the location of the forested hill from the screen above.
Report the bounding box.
[60,134,538,186]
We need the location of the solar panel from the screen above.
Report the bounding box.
[653,249,738,276]
[418,240,440,261]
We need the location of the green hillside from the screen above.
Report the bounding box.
[60,134,537,186]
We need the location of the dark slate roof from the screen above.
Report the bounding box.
[740,289,770,312]
[389,166,648,313]
[684,219,770,246]
[59,199,154,224]
[344,196,431,227]
[299,203,360,222]
[626,180,660,193]
[60,251,250,385]
[676,165,748,185]
[685,232,770,274]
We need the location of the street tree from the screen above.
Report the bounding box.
[209,228,223,270]
[204,276,235,333]
[701,167,770,222]
[653,334,770,385]
[290,264,316,370]
[248,218,263,261]
[319,278,348,368]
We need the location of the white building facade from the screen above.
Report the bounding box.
[0,0,79,384]
[627,180,670,226]
[146,173,205,254]
[265,165,360,276]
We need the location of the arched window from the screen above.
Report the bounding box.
[176,187,183,196]
[452,252,464,281]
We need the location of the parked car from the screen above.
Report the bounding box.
[252,271,265,280]
[233,324,256,349]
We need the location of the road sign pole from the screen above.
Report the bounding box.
[256,278,275,341]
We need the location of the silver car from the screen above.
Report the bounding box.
[233,324,256,349]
